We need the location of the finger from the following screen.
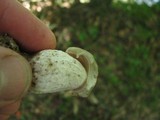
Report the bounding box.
[0,115,9,120]
[0,47,32,107]
[0,0,56,52]
[0,100,20,120]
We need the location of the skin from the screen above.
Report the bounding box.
[0,0,56,119]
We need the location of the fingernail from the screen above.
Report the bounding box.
[0,55,32,102]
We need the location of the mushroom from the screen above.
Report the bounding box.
[30,47,98,97]
[0,34,98,97]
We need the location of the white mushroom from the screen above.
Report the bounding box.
[0,35,98,97]
[30,47,98,97]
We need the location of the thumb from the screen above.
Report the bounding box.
[0,47,32,107]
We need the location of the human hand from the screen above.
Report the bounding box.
[0,0,56,119]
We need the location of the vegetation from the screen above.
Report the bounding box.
[11,0,160,120]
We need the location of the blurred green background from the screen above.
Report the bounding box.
[11,0,160,120]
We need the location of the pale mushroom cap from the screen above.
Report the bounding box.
[30,50,87,94]
[66,47,98,97]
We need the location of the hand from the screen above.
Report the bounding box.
[0,0,56,119]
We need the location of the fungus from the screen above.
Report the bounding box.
[0,34,98,97]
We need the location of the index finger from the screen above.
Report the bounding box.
[0,0,56,52]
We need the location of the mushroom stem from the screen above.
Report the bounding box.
[30,50,87,94]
